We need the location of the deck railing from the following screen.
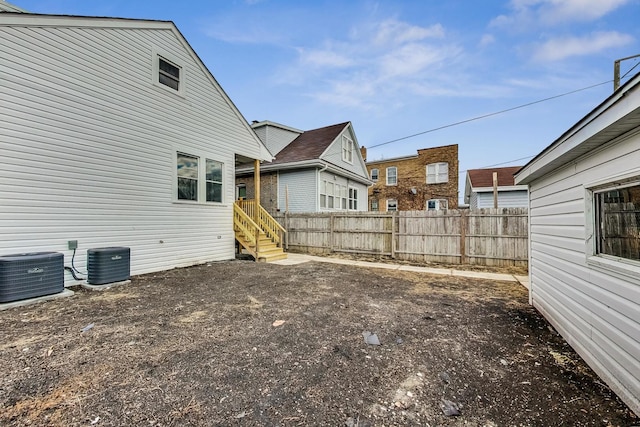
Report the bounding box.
[236,200,286,246]
[233,202,261,257]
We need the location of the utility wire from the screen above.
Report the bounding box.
[368,80,612,149]
[457,155,535,174]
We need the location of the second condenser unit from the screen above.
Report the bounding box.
[87,247,130,285]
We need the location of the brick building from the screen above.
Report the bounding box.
[363,144,458,211]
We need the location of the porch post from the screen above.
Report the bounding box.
[254,159,261,222]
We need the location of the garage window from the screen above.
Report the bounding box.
[594,182,640,262]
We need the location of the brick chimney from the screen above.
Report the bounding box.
[360,146,367,162]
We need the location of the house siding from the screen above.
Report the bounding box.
[259,125,300,156]
[0,19,266,285]
[320,126,369,179]
[278,170,317,213]
[527,133,640,414]
[475,190,529,208]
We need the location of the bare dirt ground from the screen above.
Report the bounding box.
[0,258,637,426]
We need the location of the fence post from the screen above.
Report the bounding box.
[459,209,467,265]
[391,211,397,258]
[329,213,335,253]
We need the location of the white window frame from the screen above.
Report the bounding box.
[386,167,397,186]
[320,180,327,208]
[427,199,448,211]
[153,50,185,96]
[427,162,448,184]
[342,135,354,164]
[584,170,640,281]
[175,151,224,204]
[349,187,358,210]
[370,199,379,211]
[370,168,379,182]
[386,199,397,212]
[205,159,223,203]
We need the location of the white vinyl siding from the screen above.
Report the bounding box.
[278,170,317,212]
[0,18,268,285]
[319,126,369,178]
[527,132,640,415]
[474,190,529,208]
[256,125,300,156]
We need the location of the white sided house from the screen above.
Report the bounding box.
[464,166,528,209]
[515,72,640,415]
[0,11,274,285]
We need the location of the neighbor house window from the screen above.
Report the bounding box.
[206,159,223,203]
[341,185,348,210]
[320,180,327,208]
[387,199,397,211]
[427,162,448,184]
[177,153,198,201]
[386,167,397,186]
[349,188,358,210]
[370,168,379,181]
[594,182,640,262]
[327,182,335,208]
[427,199,448,211]
[371,199,379,211]
[158,57,181,91]
[342,136,354,163]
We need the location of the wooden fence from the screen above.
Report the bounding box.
[274,208,529,267]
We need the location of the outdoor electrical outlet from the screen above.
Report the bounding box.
[68,240,78,250]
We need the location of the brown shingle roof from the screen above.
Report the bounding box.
[468,166,522,188]
[270,122,349,165]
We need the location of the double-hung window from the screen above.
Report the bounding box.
[176,152,223,203]
[177,153,198,201]
[427,199,448,211]
[370,168,379,181]
[349,188,358,210]
[387,199,397,212]
[427,162,448,183]
[386,167,397,186]
[158,56,182,92]
[342,136,354,163]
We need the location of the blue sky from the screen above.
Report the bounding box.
[11,0,640,202]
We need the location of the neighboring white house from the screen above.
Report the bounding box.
[236,121,371,213]
[464,166,528,208]
[515,72,640,415]
[0,10,272,285]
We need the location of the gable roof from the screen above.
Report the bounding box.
[0,11,273,162]
[467,166,522,189]
[270,122,349,165]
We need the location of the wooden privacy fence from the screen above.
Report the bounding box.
[273,208,528,267]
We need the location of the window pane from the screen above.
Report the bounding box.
[159,58,180,78]
[206,182,222,202]
[597,184,640,261]
[206,160,222,182]
[178,177,197,201]
[177,154,198,178]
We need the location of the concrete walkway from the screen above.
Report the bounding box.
[273,253,530,289]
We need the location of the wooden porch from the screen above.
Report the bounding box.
[233,157,287,262]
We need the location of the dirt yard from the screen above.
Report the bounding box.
[0,259,637,426]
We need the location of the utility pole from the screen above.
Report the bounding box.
[613,53,640,91]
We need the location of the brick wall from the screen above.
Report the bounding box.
[235,172,280,214]
[365,144,459,211]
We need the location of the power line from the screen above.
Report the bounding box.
[368,80,612,150]
[457,155,535,175]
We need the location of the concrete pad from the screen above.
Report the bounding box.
[271,253,311,265]
[0,289,75,311]
[514,275,530,290]
[354,261,400,270]
[399,265,453,276]
[316,258,358,266]
[451,270,517,282]
[81,280,131,291]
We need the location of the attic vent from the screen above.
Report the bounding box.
[87,247,130,285]
[0,252,64,303]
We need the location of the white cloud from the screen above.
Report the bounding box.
[479,34,496,47]
[491,0,630,29]
[297,46,354,68]
[379,43,456,78]
[373,19,444,45]
[532,31,634,62]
